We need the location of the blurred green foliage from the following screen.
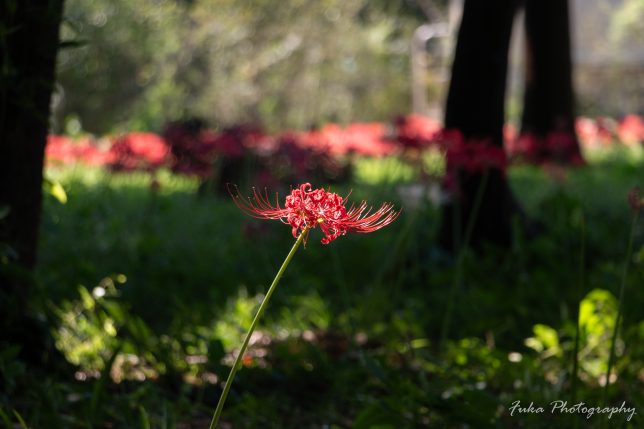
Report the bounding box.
[571,0,644,116]
[55,0,434,134]
[2,147,638,427]
[53,0,644,133]
[609,0,644,46]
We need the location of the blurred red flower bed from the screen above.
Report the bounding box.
[46,114,643,181]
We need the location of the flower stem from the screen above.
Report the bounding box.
[209,229,308,429]
[570,213,585,429]
[601,210,639,417]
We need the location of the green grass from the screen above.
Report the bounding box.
[2,150,643,428]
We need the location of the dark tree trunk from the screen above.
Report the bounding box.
[522,0,575,135]
[439,0,522,250]
[520,0,581,163]
[444,0,517,145]
[0,0,65,362]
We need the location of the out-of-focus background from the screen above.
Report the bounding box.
[1,0,643,428]
[51,0,642,134]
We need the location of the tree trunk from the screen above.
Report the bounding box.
[520,0,581,164]
[0,0,65,362]
[439,0,521,250]
[522,0,575,135]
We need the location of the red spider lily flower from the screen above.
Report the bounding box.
[163,122,218,178]
[545,131,584,165]
[506,131,583,166]
[503,123,517,147]
[46,135,111,166]
[618,115,644,146]
[595,117,617,145]
[393,114,441,150]
[230,183,400,244]
[575,117,600,148]
[441,131,508,175]
[108,132,169,172]
[345,123,396,157]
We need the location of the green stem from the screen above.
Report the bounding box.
[209,229,307,429]
[570,213,585,428]
[601,210,639,415]
[440,170,490,350]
